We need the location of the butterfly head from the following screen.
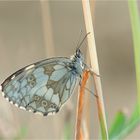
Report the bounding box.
[72,32,90,72]
[75,48,84,61]
[70,48,85,76]
[69,33,90,76]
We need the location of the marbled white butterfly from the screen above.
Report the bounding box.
[1,33,93,116]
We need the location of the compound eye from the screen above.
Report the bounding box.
[76,49,81,58]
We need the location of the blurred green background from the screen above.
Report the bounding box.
[0,1,139,139]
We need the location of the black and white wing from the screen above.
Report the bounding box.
[1,57,79,116]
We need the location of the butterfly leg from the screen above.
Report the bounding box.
[84,63,100,77]
[84,87,98,98]
[78,80,98,99]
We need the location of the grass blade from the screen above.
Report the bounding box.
[109,111,127,139]
[128,0,140,114]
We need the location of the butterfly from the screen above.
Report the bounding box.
[1,33,94,116]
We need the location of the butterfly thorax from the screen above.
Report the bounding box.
[70,49,85,76]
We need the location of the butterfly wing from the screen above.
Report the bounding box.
[1,57,79,116]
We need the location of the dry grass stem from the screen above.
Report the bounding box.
[84,1,95,138]
[40,1,55,57]
[82,0,109,139]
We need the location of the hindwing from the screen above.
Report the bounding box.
[1,57,79,116]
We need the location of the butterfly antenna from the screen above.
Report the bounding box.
[76,32,90,50]
[76,30,83,49]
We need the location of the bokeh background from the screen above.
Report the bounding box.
[0,1,139,139]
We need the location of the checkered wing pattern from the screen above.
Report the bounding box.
[1,57,79,116]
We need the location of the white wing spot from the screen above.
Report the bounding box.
[15,103,19,107]
[1,91,5,97]
[11,75,16,80]
[19,106,26,110]
[0,85,2,91]
[25,64,35,71]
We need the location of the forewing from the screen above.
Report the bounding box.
[1,57,79,116]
